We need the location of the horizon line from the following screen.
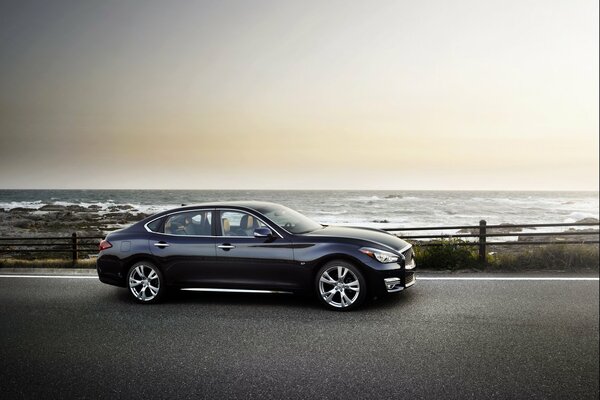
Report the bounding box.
[0,188,598,193]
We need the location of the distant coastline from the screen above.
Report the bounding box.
[0,190,598,238]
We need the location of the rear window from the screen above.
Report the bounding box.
[146,218,163,233]
[164,210,212,236]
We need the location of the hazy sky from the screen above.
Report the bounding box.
[0,0,598,190]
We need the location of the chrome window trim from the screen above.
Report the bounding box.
[143,207,284,239]
[144,208,215,238]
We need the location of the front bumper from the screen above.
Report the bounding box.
[384,270,416,292]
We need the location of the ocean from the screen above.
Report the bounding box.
[0,190,597,231]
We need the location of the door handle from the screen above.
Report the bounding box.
[154,242,170,248]
[218,244,235,250]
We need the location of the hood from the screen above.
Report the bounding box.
[304,226,410,253]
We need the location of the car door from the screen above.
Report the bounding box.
[148,209,218,286]
[214,209,298,290]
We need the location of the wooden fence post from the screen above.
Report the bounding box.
[71,232,78,265]
[478,220,487,265]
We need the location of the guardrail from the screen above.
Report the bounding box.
[383,221,599,263]
[0,221,598,265]
[0,233,104,263]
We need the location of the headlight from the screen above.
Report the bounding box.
[359,247,399,263]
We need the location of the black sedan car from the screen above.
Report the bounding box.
[97,201,416,310]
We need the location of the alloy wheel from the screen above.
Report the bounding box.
[318,266,360,308]
[128,264,160,302]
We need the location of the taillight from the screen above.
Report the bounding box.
[99,239,112,251]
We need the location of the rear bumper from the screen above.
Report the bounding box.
[96,255,126,287]
[98,273,126,287]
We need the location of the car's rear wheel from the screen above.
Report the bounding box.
[315,260,366,311]
[127,262,165,304]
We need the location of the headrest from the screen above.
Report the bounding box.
[240,214,256,229]
[222,218,230,233]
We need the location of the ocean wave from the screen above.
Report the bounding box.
[350,195,382,202]
[0,200,42,210]
[564,211,599,223]
[314,210,348,215]
[1,191,598,229]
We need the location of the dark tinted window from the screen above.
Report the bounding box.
[146,218,163,233]
[164,210,212,236]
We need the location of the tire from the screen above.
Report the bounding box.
[315,260,367,311]
[127,261,165,304]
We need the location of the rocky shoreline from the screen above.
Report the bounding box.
[0,204,152,237]
[1,203,598,240]
[455,218,599,243]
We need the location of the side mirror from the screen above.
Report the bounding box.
[253,227,274,238]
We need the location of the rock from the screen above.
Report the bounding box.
[492,224,523,233]
[576,217,599,224]
[14,220,33,229]
[567,227,598,233]
[87,205,102,210]
[66,205,88,212]
[8,207,31,213]
[108,204,136,212]
[81,214,98,221]
[39,204,66,211]
[458,223,526,234]
[372,219,389,223]
[103,212,141,222]
[517,235,536,242]
[56,211,74,219]
[124,212,143,222]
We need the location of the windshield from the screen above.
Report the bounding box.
[254,204,322,234]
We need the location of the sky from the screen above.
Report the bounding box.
[0,0,598,190]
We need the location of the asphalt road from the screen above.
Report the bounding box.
[0,274,598,399]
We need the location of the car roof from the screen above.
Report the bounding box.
[176,200,280,211]
[144,201,282,220]
[133,201,286,231]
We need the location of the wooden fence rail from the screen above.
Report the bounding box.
[0,221,598,265]
[383,221,599,264]
[0,233,104,264]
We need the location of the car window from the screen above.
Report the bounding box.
[164,210,212,236]
[146,217,163,233]
[220,211,266,237]
[254,204,322,234]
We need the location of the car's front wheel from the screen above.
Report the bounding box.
[127,261,165,304]
[315,260,366,311]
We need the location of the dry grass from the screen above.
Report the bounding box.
[0,244,597,272]
[490,244,599,271]
[413,240,598,271]
[0,258,96,269]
